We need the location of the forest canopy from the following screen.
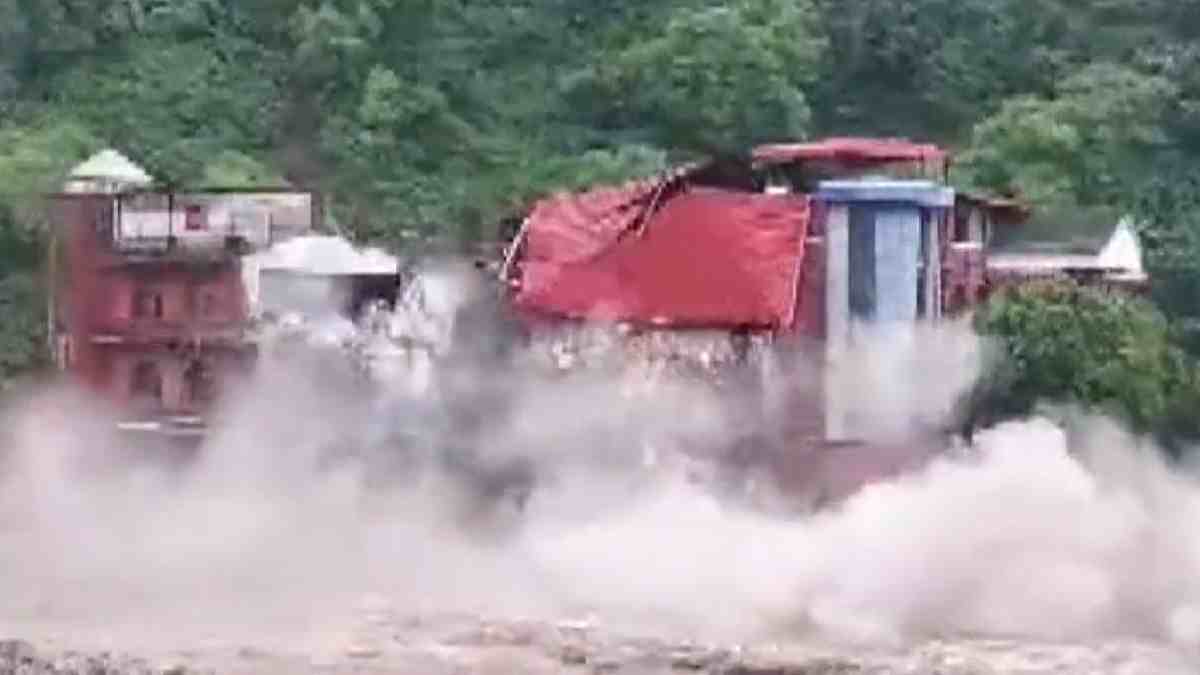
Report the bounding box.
[6,0,1200,246]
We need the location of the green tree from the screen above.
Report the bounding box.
[1130,168,1200,346]
[0,118,98,227]
[0,273,46,385]
[811,0,1067,138]
[960,63,1176,207]
[0,118,96,383]
[575,0,825,156]
[5,0,1200,262]
[961,281,1200,451]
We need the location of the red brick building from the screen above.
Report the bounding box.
[50,150,313,436]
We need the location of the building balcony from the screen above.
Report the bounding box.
[88,189,314,263]
[87,318,251,348]
[105,234,253,265]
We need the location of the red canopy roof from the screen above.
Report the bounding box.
[752,137,947,165]
[515,185,809,329]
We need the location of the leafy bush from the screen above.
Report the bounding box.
[960,280,1200,453]
[0,272,45,385]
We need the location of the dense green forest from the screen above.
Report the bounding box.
[3,0,1200,435]
[7,1,1200,244]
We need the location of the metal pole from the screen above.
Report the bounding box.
[46,227,57,363]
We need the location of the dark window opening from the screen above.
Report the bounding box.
[916,273,926,318]
[917,211,930,319]
[134,288,165,319]
[185,205,206,231]
[731,328,752,365]
[184,360,217,406]
[200,291,219,318]
[954,210,971,242]
[954,208,987,244]
[848,206,877,320]
[131,361,163,402]
[96,203,114,235]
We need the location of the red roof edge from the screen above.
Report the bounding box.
[752,137,948,165]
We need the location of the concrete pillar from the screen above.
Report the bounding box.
[824,204,850,441]
[925,211,942,320]
[815,180,954,444]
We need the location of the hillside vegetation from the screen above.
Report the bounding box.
[6,1,1200,242]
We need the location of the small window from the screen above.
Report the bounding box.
[184,360,217,405]
[131,361,163,401]
[199,291,219,318]
[954,210,971,243]
[185,205,206,231]
[916,272,927,318]
[955,209,986,244]
[96,203,114,235]
[133,288,164,319]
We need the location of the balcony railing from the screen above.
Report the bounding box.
[115,207,266,252]
[108,191,313,254]
[88,317,250,346]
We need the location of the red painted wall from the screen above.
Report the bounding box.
[52,194,253,417]
[86,269,246,335]
[941,244,987,315]
[794,237,826,338]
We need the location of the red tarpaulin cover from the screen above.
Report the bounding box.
[515,186,809,329]
[752,137,946,164]
[521,178,662,264]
